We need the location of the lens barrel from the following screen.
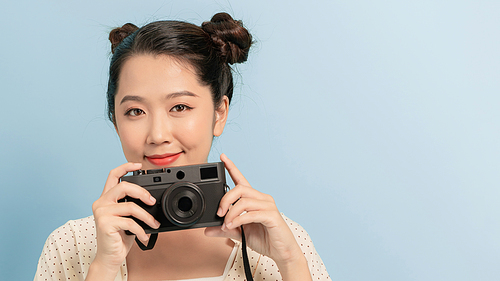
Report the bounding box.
[161,182,205,226]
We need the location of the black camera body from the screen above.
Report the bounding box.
[120,162,227,234]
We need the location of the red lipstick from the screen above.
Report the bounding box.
[146,152,182,167]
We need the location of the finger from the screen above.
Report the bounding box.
[223,197,275,225]
[217,185,271,217]
[99,216,150,242]
[220,154,250,187]
[93,203,158,231]
[103,181,156,206]
[103,162,142,195]
[226,210,281,230]
[103,202,160,230]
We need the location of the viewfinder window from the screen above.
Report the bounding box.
[200,166,218,180]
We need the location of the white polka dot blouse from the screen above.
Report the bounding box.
[34,214,330,280]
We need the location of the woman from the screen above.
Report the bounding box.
[35,13,330,281]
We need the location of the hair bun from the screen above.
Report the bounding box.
[202,13,252,64]
[109,23,139,54]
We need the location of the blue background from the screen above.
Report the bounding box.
[1,1,499,280]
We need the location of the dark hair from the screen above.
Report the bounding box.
[106,12,253,123]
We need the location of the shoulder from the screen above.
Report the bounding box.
[45,216,97,259]
[280,213,331,280]
[281,213,310,242]
[35,216,100,281]
[281,214,315,256]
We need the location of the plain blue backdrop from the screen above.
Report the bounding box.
[1,1,499,280]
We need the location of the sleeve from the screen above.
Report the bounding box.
[34,222,87,281]
[34,217,114,281]
[282,214,331,281]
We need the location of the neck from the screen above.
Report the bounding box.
[126,228,235,280]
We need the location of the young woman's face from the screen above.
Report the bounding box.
[114,54,228,170]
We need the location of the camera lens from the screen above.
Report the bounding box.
[161,182,205,226]
[178,197,193,212]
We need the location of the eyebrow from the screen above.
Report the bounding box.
[166,91,199,100]
[119,91,199,105]
[119,95,143,105]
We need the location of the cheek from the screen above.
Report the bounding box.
[176,114,215,148]
[117,123,146,161]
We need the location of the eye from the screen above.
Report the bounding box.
[171,104,192,112]
[125,108,145,117]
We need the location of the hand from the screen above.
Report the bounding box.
[90,163,160,277]
[205,154,305,268]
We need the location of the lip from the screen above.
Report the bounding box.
[146,152,182,167]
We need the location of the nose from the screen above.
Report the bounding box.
[146,114,173,145]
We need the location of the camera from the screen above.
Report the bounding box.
[119,162,228,234]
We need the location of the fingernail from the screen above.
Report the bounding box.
[221,223,226,231]
[150,196,156,204]
[217,207,223,217]
[154,220,161,228]
[133,163,142,166]
[226,221,233,229]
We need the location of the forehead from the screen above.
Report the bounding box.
[116,54,209,99]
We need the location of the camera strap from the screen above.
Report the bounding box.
[135,233,158,251]
[134,227,253,281]
[240,226,254,281]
